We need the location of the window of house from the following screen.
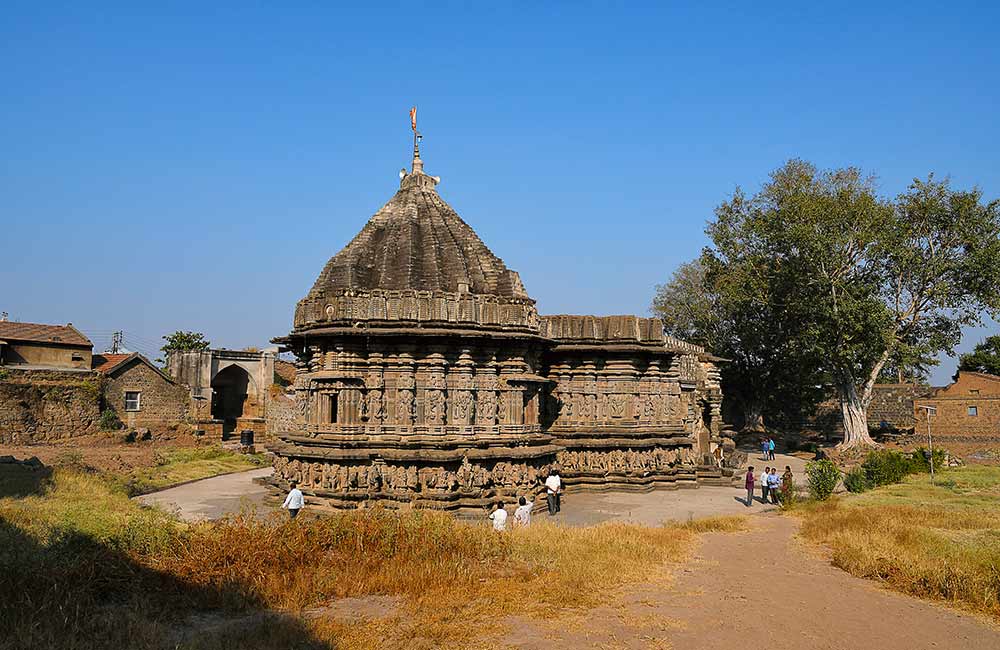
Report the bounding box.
[970,389,980,396]
[968,405,978,417]
[71,353,84,361]
[125,391,141,412]
[329,393,338,424]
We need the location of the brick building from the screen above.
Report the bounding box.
[914,371,1000,439]
[93,353,190,433]
[0,320,93,371]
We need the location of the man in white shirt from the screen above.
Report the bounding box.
[514,496,533,527]
[544,469,562,515]
[282,481,304,519]
[489,501,508,531]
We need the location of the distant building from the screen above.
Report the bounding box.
[915,371,1000,439]
[0,320,92,371]
[92,352,189,432]
[166,348,276,441]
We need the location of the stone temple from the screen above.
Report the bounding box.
[269,135,730,509]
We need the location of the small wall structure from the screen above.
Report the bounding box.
[915,372,1000,440]
[0,368,102,443]
[167,349,275,441]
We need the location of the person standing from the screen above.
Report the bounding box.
[514,496,533,527]
[760,466,770,503]
[781,466,794,502]
[768,438,776,461]
[489,501,508,531]
[760,439,769,460]
[545,469,562,515]
[768,469,781,504]
[744,466,755,507]
[282,481,304,519]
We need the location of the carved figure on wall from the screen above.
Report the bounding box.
[427,389,446,424]
[396,390,415,424]
[497,391,508,424]
[478,390,497,425]
[610,394,626,418]
[454,390,473,422]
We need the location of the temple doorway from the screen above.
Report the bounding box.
[211,364,252,439]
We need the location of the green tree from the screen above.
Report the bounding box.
[706,160,1000,448]
[957,335,1000,377]
[160,331,210,364]
[653,258,825,431]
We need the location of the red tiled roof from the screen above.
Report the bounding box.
[92,353,132,373]
[0,321,92,347]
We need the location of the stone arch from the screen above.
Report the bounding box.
[211,364,256,438]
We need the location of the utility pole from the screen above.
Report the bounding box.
[916,404,938,480]
[108,331,123,354]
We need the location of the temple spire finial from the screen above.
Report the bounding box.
[409,106,424,174]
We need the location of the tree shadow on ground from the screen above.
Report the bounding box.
[0,516,330,650]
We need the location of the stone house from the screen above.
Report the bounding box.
[0,320,93,371]
[93,352,190,433]
[914,371,1000,439]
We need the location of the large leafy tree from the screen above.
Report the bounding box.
[653,257,826,432]
[958,335,1000,377]
[706,160,1000,448]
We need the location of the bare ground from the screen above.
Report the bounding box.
[498,514,1000,650]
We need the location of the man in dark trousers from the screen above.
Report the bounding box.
[744,466,755,507]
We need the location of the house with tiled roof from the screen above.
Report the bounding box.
[92,352,189,432]
[0,319,93,370]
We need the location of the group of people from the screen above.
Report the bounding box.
[743,465,793,506]
[760,437,776,460]
[488,468,564,531]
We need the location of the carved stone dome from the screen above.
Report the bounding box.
[309,171,529,299]
[291,147,539,334]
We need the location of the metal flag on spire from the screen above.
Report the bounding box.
[409,106,417,132]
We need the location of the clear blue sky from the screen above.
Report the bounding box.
[3,3,998,384]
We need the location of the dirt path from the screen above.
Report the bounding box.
[501,514,1000,650]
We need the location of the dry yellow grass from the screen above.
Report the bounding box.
[794,465,1000,620]
[0,468,745,649]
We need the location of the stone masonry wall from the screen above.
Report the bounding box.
[266,388,296,438]
[0,368,102,443]
[103,362,190,434]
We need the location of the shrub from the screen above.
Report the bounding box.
[843,465,872,493]
[909,447,945,473]
[98,409,122,432]
[861,449,911,486]
[805,459,841,500]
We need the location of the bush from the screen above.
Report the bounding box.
[805,459,841,500]
[843,466,873,493]
[861,449,911,486]
[98,409,122,432]
[909,447,945,473]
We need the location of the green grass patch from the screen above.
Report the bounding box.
[113,447,267,496]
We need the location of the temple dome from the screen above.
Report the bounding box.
[308,169,529,300]
[290,151,539,335]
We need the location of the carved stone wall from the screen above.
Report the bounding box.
[539,315,727,490]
